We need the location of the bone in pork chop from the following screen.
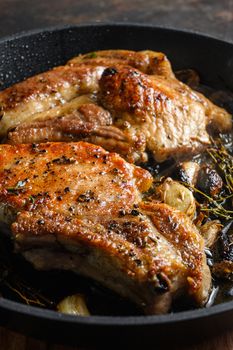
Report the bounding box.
[1,50,231,163]
[0,142,211,314]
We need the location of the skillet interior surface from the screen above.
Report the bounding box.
[0,24,233,347]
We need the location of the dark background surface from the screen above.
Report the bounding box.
[0,0,233,349]
[0,0,232,42]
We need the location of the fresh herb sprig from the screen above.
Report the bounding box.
[181,139,233,220]
[207,139,233,194]
[0,261,54,307]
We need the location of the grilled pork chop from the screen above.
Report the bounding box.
[1,50,231,162]
[0,142,211,313]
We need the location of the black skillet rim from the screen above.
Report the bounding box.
[0,22,232,327]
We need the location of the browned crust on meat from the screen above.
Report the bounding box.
[6,103,112,144]
[0,142,152,213]
[68,49,175,77]
[0,142,211,313]
[99,65,231,162]
[0,65,100,112]
[0,49,231,164]
[140,201,210,303]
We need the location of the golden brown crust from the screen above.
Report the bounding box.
[0,65,98,112]
[99,65,231,162]
[0,141,152,213]
[68,49,175,77]
[1,49,231,163]
[0,49,173,138]
[140,201,211,303]
[6,103,112,144]
[0,65,105,136]
[0,142,210,313]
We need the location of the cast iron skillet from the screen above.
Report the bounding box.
[0,24,233,347]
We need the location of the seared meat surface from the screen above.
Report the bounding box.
[1,50,231,162]
[98,66,224,162]
[0,142,211,314]
[0,50,169,137]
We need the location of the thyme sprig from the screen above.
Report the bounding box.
[207,139,233,194]
[0,259,53,308]
[180,139,233,220]
[179,181,233,220]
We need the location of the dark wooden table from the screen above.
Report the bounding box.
[0,0,233,349]
[0,0,233,43]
